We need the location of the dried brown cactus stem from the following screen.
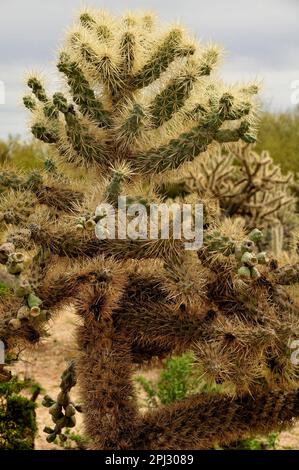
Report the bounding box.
[135,388,299,449]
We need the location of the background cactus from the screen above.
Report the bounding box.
[160,143,296,248]
[1,8,299,449]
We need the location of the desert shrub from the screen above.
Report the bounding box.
[256,107,299,174]
[0,376,38,450]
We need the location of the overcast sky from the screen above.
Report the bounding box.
[0,0,298,139]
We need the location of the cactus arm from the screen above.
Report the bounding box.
[149,48,219,128]
[57,53,112,128]
[74,277,299,450]
[52,92,109,167]
[149,69,200,128]
[135,388,299,449]
[131,96,253,174]
[75,39,124,100]
[28,222,184,261]
[274,264,299,285]
[130,28,195,90]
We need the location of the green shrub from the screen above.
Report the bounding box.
[0,377,38,449]
[256,106,299,174]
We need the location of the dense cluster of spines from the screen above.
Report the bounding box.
[164,143,294,231]
[1,8,299,449]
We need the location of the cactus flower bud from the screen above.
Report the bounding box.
[249,228,263,243]
[27,293,43,308]
[15,279,31,297]
[12,252,25,263]
[66,416,76,428]
[251,267,261,279]
[43,426,55,434]
[238,266,251,278]
[241,251,257,267]
[17,306,31,319]
[0,242,15,264]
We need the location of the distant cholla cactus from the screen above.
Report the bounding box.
[161,143,295,230]
[1,8,299,450]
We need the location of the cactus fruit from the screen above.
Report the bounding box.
[0,8,299,450]
[42,361,81,443]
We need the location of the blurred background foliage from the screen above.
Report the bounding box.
[255,106,299,174]
[0,136,46,170]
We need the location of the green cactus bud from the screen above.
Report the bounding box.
[31,123,58,144]
[249,228,263,243]
[257,252,269,265]
[53,92,72,114]
[11,252,25,263]
[17,306,31,320]
[27,77,48,102]
[238,266,251,278]
[43,102,59,119]
[241,251,258,267]
[15,279,31,297]
[250,267,261,279]
[75,223,85,230]
[27,293,43,308]
[55,417,66,430]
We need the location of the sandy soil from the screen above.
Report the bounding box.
[11,309,299,450]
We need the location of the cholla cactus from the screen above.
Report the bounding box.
[163,143,295,229]
[1,8,299,450]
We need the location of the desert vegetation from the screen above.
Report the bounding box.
[1,8,299,450]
